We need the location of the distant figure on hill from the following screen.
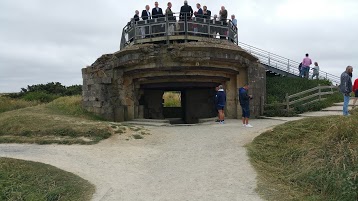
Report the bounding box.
[215,85,226,124]
[239,84,253,128]
[302,53,312,78]
[298,62,303,77]
[340,66,353,116]
[311,62,320,79]
[352,77,358,109]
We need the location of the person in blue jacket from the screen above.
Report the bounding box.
[239,84,253,127]
[215,85,226,124]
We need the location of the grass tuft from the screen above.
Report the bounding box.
[248,114,358,201]
[132,134,143,139]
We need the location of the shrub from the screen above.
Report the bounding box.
[22,91,59,103]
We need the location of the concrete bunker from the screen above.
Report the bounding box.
[82,14,266,123]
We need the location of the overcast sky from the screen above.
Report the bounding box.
[0,0,357,92]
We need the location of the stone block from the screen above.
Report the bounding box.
[102,77,112,84]
[92,101,103,108]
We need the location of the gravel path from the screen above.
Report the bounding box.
[0,119,287,201]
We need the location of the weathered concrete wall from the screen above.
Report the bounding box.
[82,39,266,122]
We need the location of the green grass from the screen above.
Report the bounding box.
[265,77,343,116]
[163,92,181,107]
[248,114,358,201]
[0,158,94,201]
[0,96,39,113]
[0,96,112,144]
[267,76,331,103]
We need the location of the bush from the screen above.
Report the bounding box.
[22,91,59,103]
[7,82,82,99]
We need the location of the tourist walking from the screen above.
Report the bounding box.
[301,53,312,78]
[340,66,353,116]
[352,77,358,109]
[311,62,320,79]
[239,84,253,128]
[216,85,226,124]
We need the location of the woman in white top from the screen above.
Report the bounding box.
[311,62,320,80]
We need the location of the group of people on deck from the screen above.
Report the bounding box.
[129,1,238,39]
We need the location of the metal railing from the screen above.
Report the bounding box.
[238,42,341,85]
[120,12,238,49]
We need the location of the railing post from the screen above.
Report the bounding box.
[318,84,322,101]
[268,53,271,66]
[184,13,188,42]
[166,15,169,45]
[287,59,290,74]
[208,18,211,38]
[286,93,290,113]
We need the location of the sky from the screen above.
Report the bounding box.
[0,0,357,92]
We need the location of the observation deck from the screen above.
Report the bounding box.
[120,12,238,49]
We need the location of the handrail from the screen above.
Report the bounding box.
[120,12,238,49]
[237,42,341,85]
[284,85,338,111]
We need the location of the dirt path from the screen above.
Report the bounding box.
[0,119,287,201]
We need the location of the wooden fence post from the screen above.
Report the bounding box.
[286,93,290,113]
[318,84,321,101]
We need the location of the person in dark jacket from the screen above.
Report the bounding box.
[215,85,226,124]
[203,6,211,19]
[340,66,353,116]
[239,84,253,127]
[152,2,164,18]
[180,0,193,21]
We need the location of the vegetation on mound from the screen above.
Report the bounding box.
[248,114,358,201]
[0,158,94,201]
[0,96,38,114]
[0,96,111,144]
[265,76,343,116]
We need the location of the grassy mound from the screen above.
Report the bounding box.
[0,96,38,114]
[0,96,111,144]
[0,158,94,201]
[248,114,358,200]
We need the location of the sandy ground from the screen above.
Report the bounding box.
[0,119,288,201]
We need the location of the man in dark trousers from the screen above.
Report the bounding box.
[141,5,151,38]
[215,85,226,124]
[340,66,353,116]
[239,84,253,127]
